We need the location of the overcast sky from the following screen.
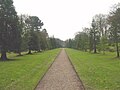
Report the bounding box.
[13,0,119,41]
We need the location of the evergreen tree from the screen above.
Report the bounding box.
[0,0,19,60]
[25,16,43,54]
[40,29,49,50]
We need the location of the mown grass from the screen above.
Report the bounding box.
[66,48,120,90]
[0,48,61,90]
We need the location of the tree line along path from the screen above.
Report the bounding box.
[35,49,84,90]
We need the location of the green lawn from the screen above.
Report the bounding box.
[66,48,120,90]
[0,49,61,90]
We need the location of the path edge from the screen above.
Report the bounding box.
[65,48,85,90]
[34,48,62,90]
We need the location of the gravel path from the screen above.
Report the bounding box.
[35,49,84,90]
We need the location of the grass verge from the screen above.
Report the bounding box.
[0,48,61,90]
[66,48,120,90]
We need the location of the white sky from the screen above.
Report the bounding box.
[13,0,119,41]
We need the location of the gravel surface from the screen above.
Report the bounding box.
[35,49,84,90]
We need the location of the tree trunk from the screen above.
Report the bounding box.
[94,46,97,53]
[1,51,7,60]
[18,52,22,56]
[115,30,119,58]
[28,49,32,54]
[116,42,119,58]
[93,32,97,53]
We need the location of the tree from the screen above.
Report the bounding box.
[74,31,89,51]
[40,29,49,50]
[99,36,108,54]
[108,3,120,57]
[94,14,108,37]
[18,15,30,52]
[65,39,74,48]
[25,16,44,54]
[15,14,25,56]
[93,14,109,53]
[49,36,57,49]
[91,19,97,53]
[89,28,94,52]
[48,36,64,49]
[0,0,20,60]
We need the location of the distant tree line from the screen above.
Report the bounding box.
[65,3,120,58]
[0,0,62,60]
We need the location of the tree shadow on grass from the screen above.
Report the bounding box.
[0,58,24,62]
[0,51,42,62]
[16,54,24,57]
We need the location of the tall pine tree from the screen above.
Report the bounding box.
[25,16,44,54]
[0,0,19,60]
